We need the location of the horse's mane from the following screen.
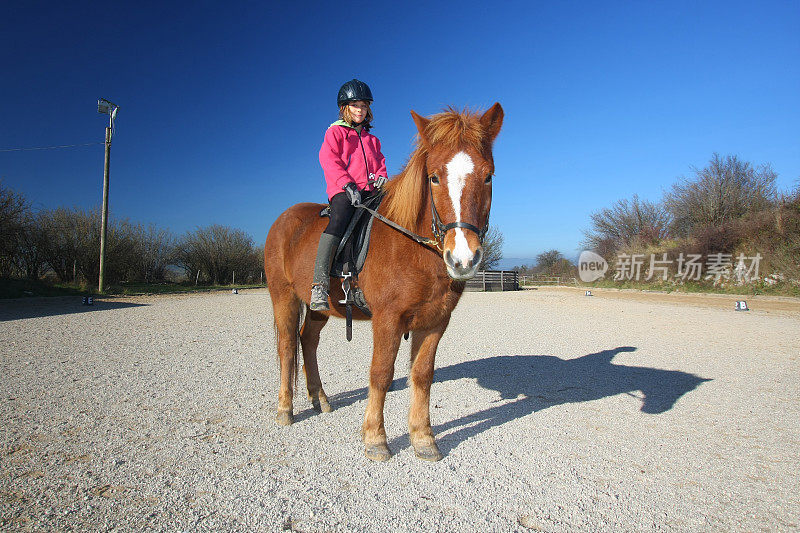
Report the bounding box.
[383,107,489,230]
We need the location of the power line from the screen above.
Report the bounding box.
[0,142,104,153]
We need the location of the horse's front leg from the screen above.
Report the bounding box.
[408,323,447,461]
[362,315,402,461]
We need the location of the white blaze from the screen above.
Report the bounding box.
[445,151,475,265]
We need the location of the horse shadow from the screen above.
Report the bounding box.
[325,346,710,455]
[0,297,148,321]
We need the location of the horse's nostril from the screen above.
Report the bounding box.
[444,249,456,268]
[445,250,465,270]
[473,247,484,268]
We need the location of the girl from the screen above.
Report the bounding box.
[311,79,388,311]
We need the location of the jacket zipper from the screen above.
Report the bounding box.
[357,128,371,189]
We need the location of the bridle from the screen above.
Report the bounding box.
[428,180,489,247]
[355,177,490,253]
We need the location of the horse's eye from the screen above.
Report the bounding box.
[485,174,493,184]
[430,175,440,185]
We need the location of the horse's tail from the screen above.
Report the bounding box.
[273,298,305,389]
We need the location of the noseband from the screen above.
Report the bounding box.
[428,180,489,246]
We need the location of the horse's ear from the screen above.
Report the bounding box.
[410,110,431,148]
[480,102,504,142]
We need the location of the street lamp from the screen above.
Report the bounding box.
[97,98,119,293]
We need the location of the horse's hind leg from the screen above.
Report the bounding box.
[274,295,300,426]
[300,310,332,413]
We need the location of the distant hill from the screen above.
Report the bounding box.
[494,254,580,271]
[495,257,536,270]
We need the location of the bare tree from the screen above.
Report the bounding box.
[82,215,140,285]
[37,208,82,282]
[535,250,563,272]
[176,225,260,284]
[132,224,175,282]
[532,249,575,277]
[583,194,670,256]
[479,225,504,270]
[0,183,28,277]
[15,211,47,279]
[665,153,777,237]
[37,207,141,286]
[1,181,257,287]
[253,244,265,283]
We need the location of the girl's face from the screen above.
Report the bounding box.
[348,100,369,124]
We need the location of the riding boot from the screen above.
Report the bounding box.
[310,232,340,311]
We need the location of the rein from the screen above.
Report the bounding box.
[355,184,489,252]
[355,198,442,251]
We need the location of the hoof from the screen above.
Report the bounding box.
[414,443,443,462]
[311,398,333,413]
[364,443,392,462]
[275,410,293,426]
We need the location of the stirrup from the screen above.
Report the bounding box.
[309,283,330,311]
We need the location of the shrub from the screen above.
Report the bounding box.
[665,153,777,238]
[583,194,670,257]
[176,225,261,284]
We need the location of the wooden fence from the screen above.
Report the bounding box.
[464,270,519,292]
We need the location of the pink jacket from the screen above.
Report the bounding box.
[319,121,388,200]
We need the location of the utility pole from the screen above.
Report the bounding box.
[98,123,111,293]
[97,99,118,293]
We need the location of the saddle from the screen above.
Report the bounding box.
[319,193,383,324]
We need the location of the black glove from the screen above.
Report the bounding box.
[344,182,361,206]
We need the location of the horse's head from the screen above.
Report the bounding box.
[410,103,504,280]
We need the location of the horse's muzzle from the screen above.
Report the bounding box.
[444,246,483,280]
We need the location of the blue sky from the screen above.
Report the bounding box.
[2,1,798,261]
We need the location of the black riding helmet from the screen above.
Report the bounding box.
[337,79,373,107]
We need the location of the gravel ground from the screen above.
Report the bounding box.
[1,287,798,532]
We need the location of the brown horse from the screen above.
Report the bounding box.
[264,103,503,461]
